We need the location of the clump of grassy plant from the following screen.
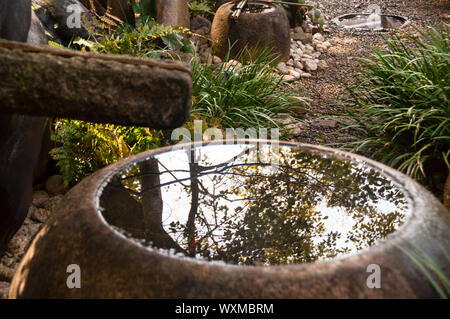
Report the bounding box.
[395,242,449,299]
[191,47,307,134]
[336,25,449,180]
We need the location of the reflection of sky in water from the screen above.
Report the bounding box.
[101,143,411,266]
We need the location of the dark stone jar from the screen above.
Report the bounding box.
[211,1,291,62]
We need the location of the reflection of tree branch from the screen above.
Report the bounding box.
[156,159,190,188]
[186,148,199,256]
[195,145,258,173]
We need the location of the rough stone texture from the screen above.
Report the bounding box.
[44,175,66,195]
[190,16,211,32]
[0,265,15,282]
[155,0,190,29]
[8,141,450,298]
[0,281,9,298]
[31,208,51,224]
[0,39,192,129]
[31,191,49,208]
[211,2,291,62]
[42,195,63,212]
[27,10,47,45]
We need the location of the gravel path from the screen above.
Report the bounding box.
[293,0,449,145]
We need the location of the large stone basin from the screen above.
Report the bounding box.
[9,140,450,298]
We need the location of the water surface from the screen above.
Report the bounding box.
[99,142,410,266]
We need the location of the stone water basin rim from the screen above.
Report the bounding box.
[8,140,450,298]
[332,13,410,31]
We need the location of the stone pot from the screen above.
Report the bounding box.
[8,140,450,298]
[211,1,291,62]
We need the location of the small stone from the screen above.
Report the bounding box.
[7,235,28,255]
[292,53,302,61]
[323,41,332,48]
[292,106,308,118]
[225,59,242,71]
[318,60,328,70]
[293,26,303,33]
[312,119,338,129]
[31,208,51,223]
[276,63,290,75]
[0,281,10,298]
[190,16,211,33]
[292,29,312,44]
[43,194,64,212]
[286,65,295,71]
[32,190,49,208]
[45,175,66,195]
[312,33,325,43]
[305,44,314,53]
[0,265,15,282]
[300,71,311,78]
[288,69,301,79]
[282,75,296,81]
[316,44,328,53]
[304,59,318,72]
[312,51,321,59]
[212,55,222,65]
[286,124,303,136]
[294,60,304,70]
[286,59,294,66]
[282,116,304,136]
[302,22,311,33]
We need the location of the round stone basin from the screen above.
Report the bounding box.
[100,142,411,266]
[9,141,450,298]
[332,13,410,31]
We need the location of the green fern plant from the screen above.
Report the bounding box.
[51,120,163,186]
[74,18,194,57]
[188,0,215,19]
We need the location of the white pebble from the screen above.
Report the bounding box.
[289,69,301,79]
[304,59,318,72]
[300,71,311,78]
[294,60,304,70]
[312,33,325,43]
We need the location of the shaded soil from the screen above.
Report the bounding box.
[293,0,449,145]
